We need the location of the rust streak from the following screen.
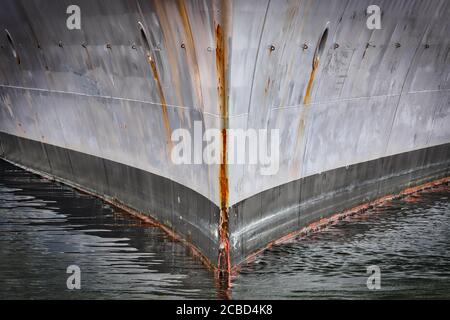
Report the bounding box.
[216,25,228,119]
[218,128,230,274]
[153,1,185,122]
[176,0,204,110]
[148,55,172,148]
[215,16,230,276]
[303,57,319,105]
[295,114,306,157]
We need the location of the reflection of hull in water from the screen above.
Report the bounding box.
[0,0,449,271]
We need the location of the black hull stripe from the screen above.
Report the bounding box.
[1,131,449,267]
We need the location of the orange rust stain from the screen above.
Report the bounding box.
[232,176,450,273]
[148,55,172,148]
[218,129,230,277]
[176,0,204,109]
[303,57,319,105]
[294,114,306,152]
[153,1,185,122]
[216,19,230,276]
[215,24,228,119]
[219,129,229,212]
[264,77,271,95]
[403,194,422,203]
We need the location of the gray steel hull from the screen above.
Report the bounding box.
[1,0,449,269]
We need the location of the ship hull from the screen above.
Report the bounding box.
[1,0,450,269]
[0,131,221,266]
[1,131,449,266]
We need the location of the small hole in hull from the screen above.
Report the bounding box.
[312,27,328,68]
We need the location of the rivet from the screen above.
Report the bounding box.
[269,45,275,51]
[302,43,308,50]
[181,43,186,49]
[394,42,401,48]
[207,47,212,52]
[131,43,136,50]
[334,43,339,49]
[58,41,63,48]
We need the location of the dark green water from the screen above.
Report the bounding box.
[0,160,449,299]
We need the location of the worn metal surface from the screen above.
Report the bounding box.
[229,142,450,265]
[229,0,450,206]
[0,0,449,268]
[0,0,223,205]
